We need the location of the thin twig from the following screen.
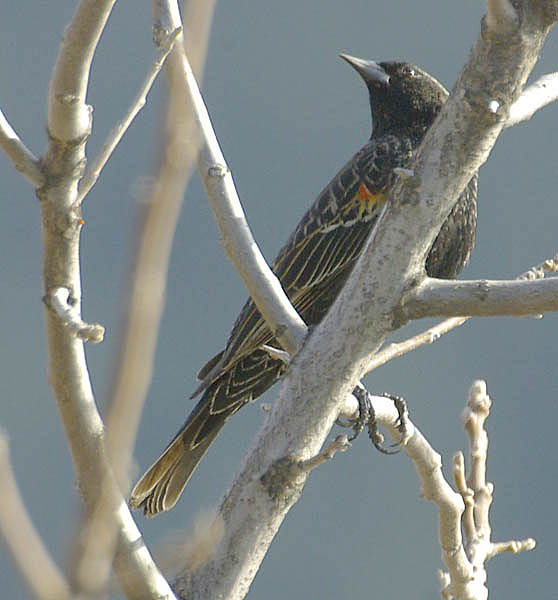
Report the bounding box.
[77,26,181,203]
[365,317,469,376]
[0,108,44,187]
[0,431,71,600]
[297,435,351,473]
[518,253,558,279]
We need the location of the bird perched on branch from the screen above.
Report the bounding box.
[130,55,478,516]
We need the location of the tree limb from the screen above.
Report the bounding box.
[405,276,558,319]
[436,381,535,599]
[163,2,308,356]
[364,254,558,377]
[0,108,44,187]
[38,1,175,597]
[106,0,216,490]
[96,1,218,594]
[506,71,558,126]
[76,25,181,202]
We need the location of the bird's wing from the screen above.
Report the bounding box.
[196,137,410,386]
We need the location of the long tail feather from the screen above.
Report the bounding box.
[130,402,228,516]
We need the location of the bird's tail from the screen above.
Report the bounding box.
[129,399,230,517]
[130,350,286,516]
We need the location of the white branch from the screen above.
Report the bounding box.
[406,276,558,319]
[85,2,218,596]
[365,253,558,378]
[74,2,220,596]
[436,382,535,599]
[0,109,44,187]
[39,1,175,598]
[364,317,469,376]
[77,26,180,203]
[169,4,307,356]
[46,0,116,141]
[402,416,474,599]
[506,72,558,126]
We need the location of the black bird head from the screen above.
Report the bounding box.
[340,54,448,141]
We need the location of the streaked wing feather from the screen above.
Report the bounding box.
[196,137,410,387]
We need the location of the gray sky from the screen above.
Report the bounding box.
[1,2,557,598]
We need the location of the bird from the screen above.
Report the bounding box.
[130,55,478,516]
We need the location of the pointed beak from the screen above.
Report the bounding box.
[339,53,390,85]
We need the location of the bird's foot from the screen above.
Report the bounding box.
[342,384,409,454]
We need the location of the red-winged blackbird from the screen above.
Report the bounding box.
[130,55,478,516]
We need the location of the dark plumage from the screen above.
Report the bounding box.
[130,55,478,515]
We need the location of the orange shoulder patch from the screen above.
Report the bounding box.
[355,182,385,217]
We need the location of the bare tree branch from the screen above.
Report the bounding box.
[0,431,71,600]
[46,0,115,141]
[518,253,558,279]
[76,25,181,202]
[506,72,558,126]
[38,1,174,597]
[173,1,558,596]
[0,109,44,187]
[106,0,217,493]
[436,381,535,599]
[365,317,469,375]
[365,254,558,377]
[405,276,558,319]
[161,1,308,356]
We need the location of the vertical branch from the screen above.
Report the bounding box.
[39,1,174,598]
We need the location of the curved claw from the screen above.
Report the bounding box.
[379,392,410,447]
[338,385,409,452]
[349,383,371,441]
